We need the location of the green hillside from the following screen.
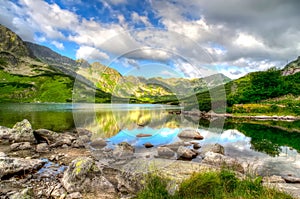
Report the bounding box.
[180,59,300,115]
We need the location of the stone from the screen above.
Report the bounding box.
[177,146,197,159]
[112,142,134,158]
[178,129,204,140]
[162,141,187,151]
[202,143,225,155]
[11,119,34,142]
[33,129,59,144]
[136,133,152,138]
[10,187,34,199]
[0,126,12,139]
[78,135,90,143]
[72,139,85,148]
[192,143,201,149]
[66,192,82,199]
[53,134,76,147]
[0,157,44,179]
[90,138,107,149]
[143,142,154,148]
[210,143,225,155]
[202,152,244,173]
[62,157,116,195]
[0,152,6,157]
[263,175,286,183]
[73,128,92,138]
[36,143,49,153]
[282,176,300,183]
[10,142,31,151]
[157,147,176,159]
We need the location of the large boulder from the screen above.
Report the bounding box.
[10,119,35,142]
[201,143,225,155]
[61,157,116,195]
[0,157,44,179]
[178,129,204,140]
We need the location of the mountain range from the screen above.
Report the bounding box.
[0,24,299,114]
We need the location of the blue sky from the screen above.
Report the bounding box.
[1,0,300,79]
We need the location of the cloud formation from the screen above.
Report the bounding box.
[1,0,300,79]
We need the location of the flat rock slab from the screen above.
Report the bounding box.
[0,157,44,179]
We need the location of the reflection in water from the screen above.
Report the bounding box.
[1,103,300,177]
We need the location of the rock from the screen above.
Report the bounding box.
[211,143,225,155]
[202,152,244,173]
[10,119,34,142]
[10,142,31,151]
[282,176,300,183]
[62,157,116,195]
[0,152,6,157]
[112,142,134,158]
[36,143,49,153]
[263,175,286,183]
[202,143,225,155]
[0,126,12,139]
[192,142,201,149]
[66,192,82,199]
[177,146,197,159]
[73,128,92,138]
[78,135,90,143]
[136,133,152,138]
[157,147,176,159]
[10,187,34,199]
[0,157,44,179]
[90,138,107,149]
[162,141,188,151]
[53,134,76,147]
[143,142,154,148]
[72,139,85,148]
[33,129,59,144]
[50,185,67,198]
[178,129,204,140]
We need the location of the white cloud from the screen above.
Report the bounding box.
[131,12,152,27]
[76,45,110,61]
[51,41,64,50]
[103,0,127,5]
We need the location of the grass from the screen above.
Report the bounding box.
[135,169,294,199]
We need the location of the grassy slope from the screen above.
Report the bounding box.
[177,67,300,115]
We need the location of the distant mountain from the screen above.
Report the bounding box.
[25,42,83,71]
[0,24,110,103]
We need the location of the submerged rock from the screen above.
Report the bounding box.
[178,129,204,140]
[143,142,154,148]
[136,133,152,138]
[90,138,107,149]
[0,157,44,179]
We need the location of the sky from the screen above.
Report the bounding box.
[1,0,300,79]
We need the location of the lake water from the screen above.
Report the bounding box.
[0,103,300,177]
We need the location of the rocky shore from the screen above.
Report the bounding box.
[1,119,300,199]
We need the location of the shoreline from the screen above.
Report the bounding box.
[180,110,300,121]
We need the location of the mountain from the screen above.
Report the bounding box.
[0,24,110,103]
[179,57,300,114]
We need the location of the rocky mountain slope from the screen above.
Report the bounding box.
[0,24,110,103]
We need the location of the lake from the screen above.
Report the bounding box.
[0,103,300,177]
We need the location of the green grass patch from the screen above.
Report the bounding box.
[135,169,293,199]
